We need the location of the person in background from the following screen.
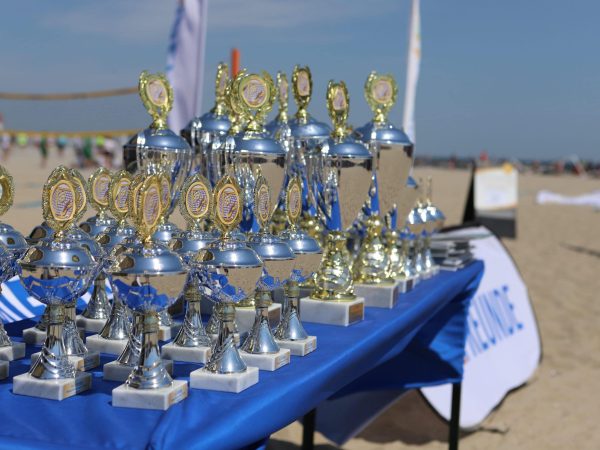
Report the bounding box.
[1,133,11,161]
[39,135,48,168]
[56,135,67,158]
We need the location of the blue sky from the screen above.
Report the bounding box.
[0,0,598,159]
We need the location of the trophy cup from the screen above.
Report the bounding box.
[288,66,330,244]
[124,71,192,337]
[181,62,231,184]
[274,176,321,355]
[161,174,216,364]
[352,72,415,307]
[86,170,134,355]
[14,169,96,400]
[190,174,262,393]
[301,81,373,326]
[406,177,426,281]
[110,175,188,410]
[227,70,285,330]
[0,166,27,367]
[418,177,443,277]
[78,168,115,332]
[240,172,293,371]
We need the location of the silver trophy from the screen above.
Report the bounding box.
[275,176,322,355]
[406,177,426,279]
[190,174,263,393]
[162,174,216,364]
[419,177,445,277]
[14,167,97,400]
[109,174,188,410]
[241,172,295,371]
[181,62,231,185]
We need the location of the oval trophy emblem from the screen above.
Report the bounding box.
[146,79,168,107]
[114,179,131,214]
[71,171,87,216]
[93,173,111,207]
[241,75,268,109]
[279,77,289,105]
[372,78,393,105]
[296,70,310,97]
[287,178,302,224]
[216,182,241,227]
[255,182,271,227]
[49,181,76,223]
[159,174,171,213]
[186,180,210,220]
[142,183,161,229]
[332,86,347,112]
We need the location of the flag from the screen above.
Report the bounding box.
[166,0,208,134]
[402,0,421,143]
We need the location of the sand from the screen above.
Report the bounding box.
[2,149,599,449]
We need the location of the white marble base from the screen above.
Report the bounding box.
[240,348,290,371]
[158,323,182,342]
[209,333,240,347]
[276,336,317,357]
[104,359,174,382]
[301,297,365,326]
[31,351,100,372]
[161,342,211,364]
[22,327,47,346]
[85,334,128,356]
[235,304,281,334]
[75,315,106,334]
[0,361,7,380]
[0,342,26,361]
[395,275,417,293]
[112,379,188,410]
[13,372,92,400]
[355,282,400,309]
[190,366,259,393]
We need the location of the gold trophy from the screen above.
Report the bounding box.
[300,81,373,326]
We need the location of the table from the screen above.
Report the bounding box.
[0,261,483,450]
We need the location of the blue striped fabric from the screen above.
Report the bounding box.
[0,277,113,323]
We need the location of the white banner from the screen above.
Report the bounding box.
[166,0,208,134]
[421,226,541,429]
[402,0,421,143]
[474,165,518,212]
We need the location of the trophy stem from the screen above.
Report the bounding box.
[173,279,211,347]
[30,304,75,380]
[126,311,172,389]
[82,272,110,320]
[422,235,434,272]
[205,303,246,374]
[157,309,174,327]
[0,320,11,347]
[312,231,356,301]
[116,311,144,366]
[411,237,425,275]
[240,288,279,354]
[274,281,308,341]
[100,295,131,340]
[205,302,223,335]
[35,305,49,332]
[62,302,88,356]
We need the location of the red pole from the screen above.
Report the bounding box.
[231,48,240,77]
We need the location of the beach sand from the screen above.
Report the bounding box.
[2,149,599,449]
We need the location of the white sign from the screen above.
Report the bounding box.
[474,165,518,212]
[421,226,541,429]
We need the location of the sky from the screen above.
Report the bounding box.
[0,0,599,160]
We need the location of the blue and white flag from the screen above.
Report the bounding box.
[166,0,209,134]
[402,0,421,143]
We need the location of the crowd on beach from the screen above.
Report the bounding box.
[0,133,125,169]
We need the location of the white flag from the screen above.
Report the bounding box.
[402,0,421,143]
[166,0,208,134]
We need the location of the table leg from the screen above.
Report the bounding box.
[302,408,316,450]
[448,383,462,450]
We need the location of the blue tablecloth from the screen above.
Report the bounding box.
[0,261,483,450]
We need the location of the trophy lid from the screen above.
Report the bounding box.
[354,121,412,145]
[124,127,192,155]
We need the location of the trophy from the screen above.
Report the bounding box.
[406,177,426,281]
[14,168,96,400]
[181,62,231,185]
[418,177,443,277]
[226,70,285,329]
[288,66,330,242]
[0,166,27,370]
[266,71,290,138]
[240,172,294,371]
[190,174,262,393]
[124,71,192,336]
[78,168,115,332]
[301,81,373,326]
[352,72,415,307]
[161,174,216,364]
[86,170,135,356]
[274,176,321,355]
[109,175,188,410]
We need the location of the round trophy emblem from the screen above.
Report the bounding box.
[93,173,110,206]
[142,183,161,229]
[255,182,271,226]
[372,78,393,105]
[49,181,75,223]
[241,75,268,109]
[114,179,131,214]
[186,180,210,219]
[296,70,310,97]
[332,86,347,112]
[287,179,302,224]
[216,182,241,227]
